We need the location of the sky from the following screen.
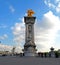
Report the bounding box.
[0,0,60,52]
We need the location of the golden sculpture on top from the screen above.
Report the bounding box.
[27,9,35,17]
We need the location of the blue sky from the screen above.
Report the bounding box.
[0,0,60,52]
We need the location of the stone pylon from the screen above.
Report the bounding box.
[23,16,37,56]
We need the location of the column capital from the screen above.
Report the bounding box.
[24,17,36,24]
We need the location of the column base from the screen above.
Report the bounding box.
[22,48,37,56]
[24,52,36,56]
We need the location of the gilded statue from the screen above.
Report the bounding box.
[27,9,35,17]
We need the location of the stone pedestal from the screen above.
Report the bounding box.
[49,47,55,58]
[23,17,37,56]
[49,51,55,58]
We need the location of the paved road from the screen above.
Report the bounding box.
[0,56,60,65]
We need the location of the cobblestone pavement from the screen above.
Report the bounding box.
[0,56,60,65]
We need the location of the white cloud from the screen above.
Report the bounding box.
[9,5,15,13]
[44,0,55,8]
[56,2,60,13]
[11,22,25,53]
[12,11,60,52]
[44,0,60,13]
[35,11,60,52]
[0,43,22,53]
[11,22,25,36]
[0,34,8,40]
[11,21,25,50]
[55,0,60,3]
[0,44,12,52]
[15,46,22,53]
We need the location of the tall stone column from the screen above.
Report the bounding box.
[23,17,37,56]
